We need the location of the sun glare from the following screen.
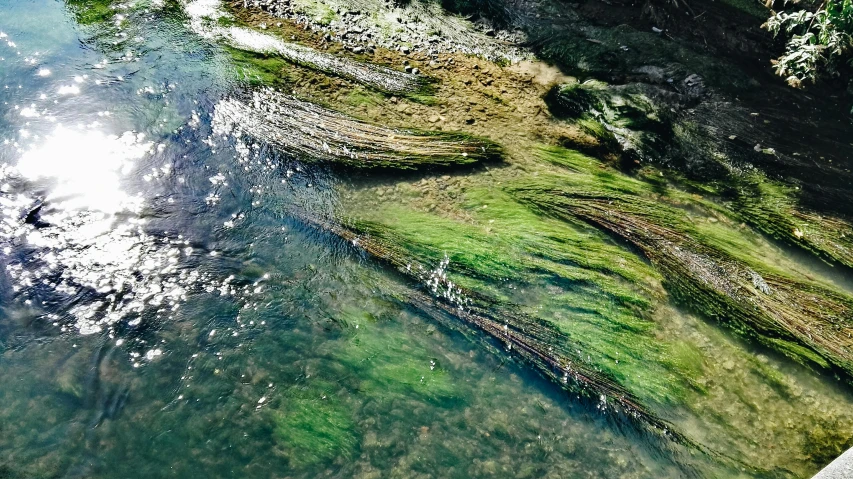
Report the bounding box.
[16,125,151,214]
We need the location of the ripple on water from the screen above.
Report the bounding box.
[0,124,213,337]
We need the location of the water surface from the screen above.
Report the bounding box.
[1,1,851,478]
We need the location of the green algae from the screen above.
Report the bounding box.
[547,78,853,276]
[213,88,503,168]
[272,391,358,467]
[729,173,853,271]
[65,0,117,25]
[319,164,853,472]
[327,182,712,418]
[294,208,693,441]
[225,47,292,85]
[333,307,458,402]
[510,146,853,382]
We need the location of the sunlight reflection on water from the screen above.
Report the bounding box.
[0,123,212,336]
[16,125,150,214]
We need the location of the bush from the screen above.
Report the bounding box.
[764,0,853,86]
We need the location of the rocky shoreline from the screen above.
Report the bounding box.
[233,0,529,62]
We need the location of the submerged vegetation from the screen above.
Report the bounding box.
[194,0,853,472]
[545,78,853,272]
[65,0,117,24]
[20,0,853,476]
[213,88,502,168]
[511,146,853,377]
[295,208,689,441]
[272,391,358,467]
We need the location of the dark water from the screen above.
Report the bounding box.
[1,1,851,478]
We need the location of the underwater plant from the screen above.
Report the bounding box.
[509,165,853,380]
[213,88,502,168]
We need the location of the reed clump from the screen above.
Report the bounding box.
[212,88,502,168]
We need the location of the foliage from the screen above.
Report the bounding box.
[764,0,853,86]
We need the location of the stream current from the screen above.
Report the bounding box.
[1,1,852,478]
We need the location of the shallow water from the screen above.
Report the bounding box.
[1,1,852,478]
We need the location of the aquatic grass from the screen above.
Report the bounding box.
[271,390,358,467]
[290,208,697,442]
[730,172,853,271]
[212,88,503,168]
[225,46,292,85]
[345,197,656,308]
[332,307,458,402]
[65,0,118,25]
[548,79,853,275]
[509,150,853,379]
[458,186,659,302]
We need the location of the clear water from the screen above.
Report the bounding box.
[0,2,850,478]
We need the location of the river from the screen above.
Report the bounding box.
[2,1,852,477]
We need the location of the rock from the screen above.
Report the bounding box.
[682,73,705,97]
[411,68,419,75]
